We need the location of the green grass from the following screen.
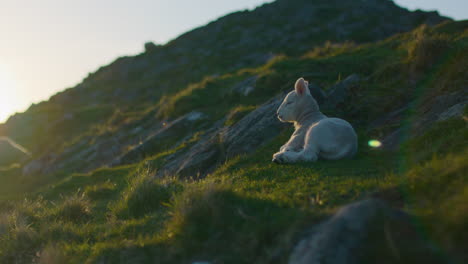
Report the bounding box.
[109,167,183,219]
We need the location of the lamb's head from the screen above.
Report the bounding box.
[276,77,319,123]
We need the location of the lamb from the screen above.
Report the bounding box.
[272,78,357,164]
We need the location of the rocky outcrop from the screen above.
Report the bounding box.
[232,76,258,96]
[437,102,467,121]
[289,199,442,264]
[323,74,361,110]
[415,90,468,131]
[112,111,207,166]
[156,95,287,178]
[367,90,467,151]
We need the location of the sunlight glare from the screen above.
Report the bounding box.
[0,64,19,123]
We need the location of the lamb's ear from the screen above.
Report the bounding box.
[295,78,310,96]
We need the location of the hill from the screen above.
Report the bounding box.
[0,0,467,263]
[0,0,448,170]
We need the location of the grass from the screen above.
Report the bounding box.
[224,105,257,126]
[110,167,183,219]
[402,151,468,262]
[52,193,92,223]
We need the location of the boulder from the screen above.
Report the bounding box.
[112,111,207,166]
[220,95,287,157]
[308,83,326,105]
[289,199,442,264]
[437,101,467,121]
[22,160,44,176]
[323,74,361,109]
[232,76,258,96]
[156,95,287,178]
[414,90,468,132]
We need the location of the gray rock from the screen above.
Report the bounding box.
[22,160,44,176]
[437,101,467,121]
[220,95,287,157]
[232,76,258,96]
[156,94,287,178]
[289,199,441,264]
[381,127,405,151]
[112,112,205,167]
[324,74,360,109]
[308,83,326,105]
[22,153,57,177]
[414,90,468,132]
[186,111,207,122]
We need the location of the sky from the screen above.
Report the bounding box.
[0,0,467,123]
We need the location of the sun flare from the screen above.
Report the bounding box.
[0,64,18,122]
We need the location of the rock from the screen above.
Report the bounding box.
[289,199,441,264]
[308,83,326,105]
[22,153,57,177]
[437,101,467,121]
[186,111,207,122]
[156,94,287,178]
[112,111,206,166]
[232,76,258,96]
[381,127,405,151]
[412,91,468,133]
[323,74,360,109]
[220,95,287,157]
[366,104,411,151]
[22,160,44,176]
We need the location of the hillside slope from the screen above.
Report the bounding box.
[0,0,448,172]
[0,0,467,263]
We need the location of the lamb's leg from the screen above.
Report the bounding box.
[273,130,319,164]
[273,150,300,164]
[272,149,318,164]
[297,148,319,162]
[281,129,306,151]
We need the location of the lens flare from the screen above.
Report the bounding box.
[368,140,382,148]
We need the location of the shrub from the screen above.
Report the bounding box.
[53,193,92,223]
[0,210,41,264]
[165,181,307,263]
[110,167,183,219]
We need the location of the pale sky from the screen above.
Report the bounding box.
[0,0,466,123]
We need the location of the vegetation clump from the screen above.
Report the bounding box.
[53,193,92,223]
[110,167,183,219]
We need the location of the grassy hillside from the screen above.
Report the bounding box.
[0,19,466,264]
[0,0,448,159]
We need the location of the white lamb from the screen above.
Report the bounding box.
[272,78,357,164]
